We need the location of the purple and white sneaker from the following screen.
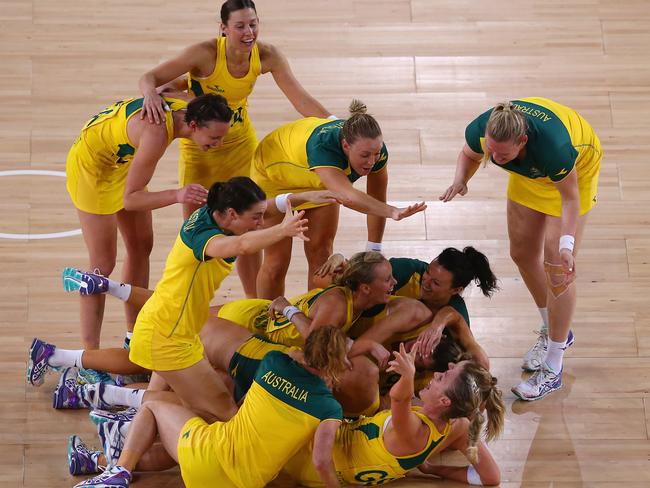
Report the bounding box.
[62,267,108,296]
[53,368,110,410]
[26,338,56,386]
[90,407,138,426]
[68,435,103,476]
[73,465,131,488]
[512,366,563,401]
[98,419,129,468]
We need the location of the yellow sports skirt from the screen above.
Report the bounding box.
[178,124,257,189]
[177,417,238,488]
[128,317,204,371]
[217,298,271,334]
[507,141,602,217]
[65,140,131,215]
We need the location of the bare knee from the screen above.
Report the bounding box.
[509,244,539,270]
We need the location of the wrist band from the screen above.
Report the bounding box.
[326,114,338,120]
[275,193,291,213]
[559,234,575,253]
[366,241,382,252]
[282,305,301,321]
[467,465,483,486]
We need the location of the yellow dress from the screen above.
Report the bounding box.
[179,36,261,188]
[66,97,187,214]
[284,407,451,486]
[176,351,342,488]
[250,117,388,209]
[129,206,234,371]
[465,97,602,216]
[217,285,358,347]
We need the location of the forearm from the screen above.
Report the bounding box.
[560,198,580,239]
[139,72,159,96]
[336,187,395,218]
[237,225,289,255]
[454,151,481,185]
[314,462,341,488]
[123,189,179,211]
[292,94,330,118]
[423,465,480,485]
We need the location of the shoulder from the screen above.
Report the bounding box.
[257,41,284,71]
[182,39,218,66]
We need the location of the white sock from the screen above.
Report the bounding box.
[102,385,145,408]
[125,331,133,340]
[544,338,566,373]
[107,280,132,302]
[49,348,84,368]
[538,307,549,334]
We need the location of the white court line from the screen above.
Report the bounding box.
[0,169,82,240]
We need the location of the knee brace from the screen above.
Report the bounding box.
[544,261,575,298]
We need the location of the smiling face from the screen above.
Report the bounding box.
[222,200,267,235]
[342,136,384,177]
[363,260,396,306]
[418,360,468,409]
[485,134,528,165]
[420,260,461,304]
[190,119,230,151]
[221,8,259,53]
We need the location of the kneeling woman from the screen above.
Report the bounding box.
[284,343,505,487]
[74,326,348,488]
[251,100,426,298]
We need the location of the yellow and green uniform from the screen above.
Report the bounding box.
[66,96,187,214]
[177,351,343,488]
[465,97,602,216]
[250,118,388,209]
[180,36,261,188]
[284,406,451,487]
[129,205,235,371]
[218,285,358,348]
[228,335,297,403]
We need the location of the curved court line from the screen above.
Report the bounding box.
[0,169,82,240]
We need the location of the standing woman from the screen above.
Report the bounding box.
[139,0,332,296]
[440,97,602,401]
[65,93,231,362]
[252,101,426,298]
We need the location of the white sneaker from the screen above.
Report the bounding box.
[522,329,575,372]
[512,365,563,401]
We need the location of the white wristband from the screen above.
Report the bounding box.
[275,193,291,213]
[559,234,575,253]
[366,241,383,252]
[282,305,301,321]
[467,465,483,486]
[326,114,338,120]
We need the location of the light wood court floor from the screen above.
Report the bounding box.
[1,0,650,486]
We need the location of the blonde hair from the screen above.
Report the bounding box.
[341,99,382,145]
[303,325,348,385]
[334,251,387,291]
[444,362,505,464]
[482,101,528,164]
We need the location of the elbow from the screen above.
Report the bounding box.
[482,470,501,486]
[312,455,331,474]
[123,194,137,211]
[333,192,355,208]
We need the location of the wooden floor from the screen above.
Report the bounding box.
[2,0,650,486]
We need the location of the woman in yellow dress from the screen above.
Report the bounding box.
[138,0,333,296]
[441,97,601,401]
[251,100,427,299]
[284,343,505,487]
[66,93,231,363]
[74,326,348,488]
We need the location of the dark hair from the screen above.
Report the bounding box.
[207,177,266,214]
[436,246,499,297]
[341,99,382,145]
[185,94,232,127]
[431,333,469,372]
[221,0,257,24]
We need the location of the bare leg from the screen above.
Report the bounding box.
[125,286,154,309]
[77,210,118,349]
[156,359,238,423]
[543,213,589,343]
[117,400,195,471]
[303,204,339,291]
[81,348,148,375]
[256,212,292,299]
[117,209,153,332]
[236,252,262,298]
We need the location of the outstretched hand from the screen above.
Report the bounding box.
[314,253,347,278]
[439,181,468,202]
[176,184,208,206]
[280,200,309,241]
[386,342,418,378]
[391,202,427,221]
